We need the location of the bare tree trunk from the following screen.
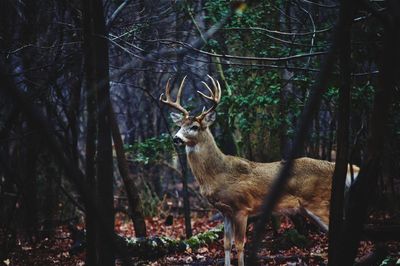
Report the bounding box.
[23,130,38,242]
[83,5,98,266]
[280,69,294,159]
[96,71,115,266]
[43,157,57,238]
[110,105,147,237]
[18,1,39,243]
[0,61,125,266]
[328,3,352,263]
[279,1,294,160]
[82,0,115,265]
[337,2,399,263]
[175,6,192,238]
[314,113,321,158]
[67,58,83,164]
[327,115,335,161]
[84,66,98,266]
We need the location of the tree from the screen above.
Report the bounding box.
[82,0,115,264]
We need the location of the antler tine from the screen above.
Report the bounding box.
[215,79,221,102]
[159,78,171,101]
[176,75,187,105]
[196,75,222,121]
[160,77,189,117]
[206,75,222,102]
[198,81,214,100]
[207,74,217,92]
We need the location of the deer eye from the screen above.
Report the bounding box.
[190,125,199,131]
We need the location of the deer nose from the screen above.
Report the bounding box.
[173,136,184,145]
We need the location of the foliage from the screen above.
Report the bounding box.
[139,183,160,217]
[203,0,340,160]
[125,133,174,165]
[184,225,222,249]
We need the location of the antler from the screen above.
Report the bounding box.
[196,75,221,121]
[159,76,189,118]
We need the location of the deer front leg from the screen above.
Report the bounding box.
[233,212,248,266]
[223,216,233,266]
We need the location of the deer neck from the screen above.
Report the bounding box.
[186,128,226,193]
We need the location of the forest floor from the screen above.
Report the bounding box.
[3,210,400,266]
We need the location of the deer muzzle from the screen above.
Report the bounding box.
[173,136,184,146]
[174,130,196,147]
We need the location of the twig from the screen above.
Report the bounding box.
[106,0,133,30]
[0,64,129,258]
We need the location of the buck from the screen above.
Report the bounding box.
[160,76,359,266]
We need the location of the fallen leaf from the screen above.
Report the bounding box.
[197,247,209,254]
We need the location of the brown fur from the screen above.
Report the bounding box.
[174,118,359,266]
[186,128,346,224]
[162,76,359,266]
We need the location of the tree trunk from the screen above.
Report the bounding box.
[84,68,98,266]
[175,6,192,237]
[43,158,57,238]
[337,2,399,263]
[23,129,38,242]
[110,105,147,237]
[328,4,352,263]
[67,57,83,165]
[280,69,294,159]
[82,0,115,265]
[83,3,98,264]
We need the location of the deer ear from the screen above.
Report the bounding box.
[203,111,216,127]
[170,112,184,125]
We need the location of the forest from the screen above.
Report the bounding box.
[0,0,399,265]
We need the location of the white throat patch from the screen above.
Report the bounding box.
[186,145,199,153]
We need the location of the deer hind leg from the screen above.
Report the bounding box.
[233,212,248,266]
[223,216,233,266]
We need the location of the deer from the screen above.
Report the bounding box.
[160,75,359,266]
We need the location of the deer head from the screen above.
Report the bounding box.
[160,75,221,147]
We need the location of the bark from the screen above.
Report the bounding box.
[82,3,99,265]
[328,2,352,263]
[23,129,38,242]
[43,158,57,238]
[84,79,98,265]
[314,113,321,158]
[327,113,336,161]
[84,65,98,266]
[67,58,83,165]
[17,1,39,242]
[175,6,192,237]
[279,1,294,159]
[96,67,115,266]
[82,0,115,264]
[180,150,192,238]
[110,105,147,237]
[280,69,294,159]
[337,2,399,264]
